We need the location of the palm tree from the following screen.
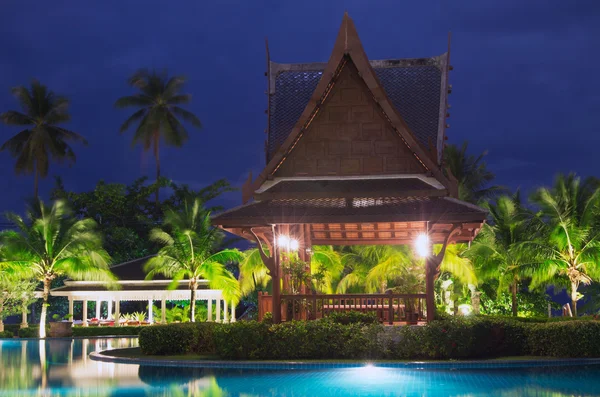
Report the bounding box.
[0,200,114,337]
[444,141,504,204]
[115,70,202,204]
[238,246,342,297]
[0,81,87,197]
[467,193,537,316]
[144,198,241,322]
[530,174,600,316]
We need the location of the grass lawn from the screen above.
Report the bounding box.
[103,347,556,363]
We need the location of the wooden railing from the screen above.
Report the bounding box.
[258,292,427,324]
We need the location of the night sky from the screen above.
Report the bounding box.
[1,0,599,213]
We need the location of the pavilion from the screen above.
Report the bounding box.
[20,256,235,328]
[212,13,487,323]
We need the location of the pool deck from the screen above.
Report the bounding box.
[90,348,600,370]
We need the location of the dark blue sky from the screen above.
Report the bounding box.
[1,0,599,213]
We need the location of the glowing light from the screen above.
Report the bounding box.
[277,235,290,248]
[289,239,299,251]
[458,304,473,316]
[277,235,299,251]
[415,234,430,258]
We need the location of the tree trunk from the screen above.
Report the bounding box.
[190,281,197,322]
[511,282,518,317]
[570,281,578,317]
[425,258,436,322]
[154,132,160,207]
[40,278,50,338]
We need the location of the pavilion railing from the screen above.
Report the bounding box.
[258,292,427,324]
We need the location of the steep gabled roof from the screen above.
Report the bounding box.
[253,13,454,195]
[268,56,448,165]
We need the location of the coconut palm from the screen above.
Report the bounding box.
[467,193,537,316]
[0,200,114,337]
[444,141,504,204]
[529,174,600,316]
[238,245,342,297]
[115,70,202,204]
[0,81,87,197]
[145,198,241,322]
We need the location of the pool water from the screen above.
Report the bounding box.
[2,338,600,396]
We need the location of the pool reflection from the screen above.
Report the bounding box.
[2,337,600,396]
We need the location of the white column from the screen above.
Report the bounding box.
[96,300,101,319]
[161,298,166,324]
[224,300,229,323]
[115,300,120,326]
[68,297,74,318]
[82,300,88,327]
[216,299,221,322]
[148,299,153,323]
[21,303,28,328]
[207,298,213,322]
[107,300,112,319]
[231,300,236,323]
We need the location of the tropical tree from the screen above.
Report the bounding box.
[115,69,202,204]
[144,198,241,322]
[0,200,114,337]
[0,80,87,197]
[467,193,537,316]
[444,141,504,204]
[530,174,600,316]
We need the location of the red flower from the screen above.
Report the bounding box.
[442,329,447,333]
[452,342,457,348]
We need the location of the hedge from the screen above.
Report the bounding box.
[138,315,600,360]
[72,326,143,337]
[139,323,220,356]
[0,330,14,338]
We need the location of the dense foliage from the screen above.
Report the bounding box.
[139,315,600,360]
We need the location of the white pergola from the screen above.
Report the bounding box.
[46,279,236,326]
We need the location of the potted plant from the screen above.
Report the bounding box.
[404,299,419,325]
[49,314,73,337]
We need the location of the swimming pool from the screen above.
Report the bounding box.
[1,337,600,396]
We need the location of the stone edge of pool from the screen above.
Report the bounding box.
[89,350,600,370]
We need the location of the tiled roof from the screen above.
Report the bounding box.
[258,178,436,195]
[267,57,446,163]
[213,196,486,226]
[108,256,168,281]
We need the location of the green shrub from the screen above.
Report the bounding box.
[72,326,143,337]
[0,330,14,338]
[327,311,378,325]
[212,320,382,360]
[138,316,600,360]
[3,324,20,336]
[527,321,600,357]
[213,321,270,359]
[18,327,41,338]
[139,323,219,356]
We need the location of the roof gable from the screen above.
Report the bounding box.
[274,59,428,177]
[250,13,456,198]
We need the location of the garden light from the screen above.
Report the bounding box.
[415,233,430,258]
[277,235,299,251]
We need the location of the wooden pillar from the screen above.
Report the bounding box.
[82,300,88,327]
[207,298,213,322]
[161,298,166,324]
[425,257,436,322]
[272,225,282,324]
[95,300,101,319]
